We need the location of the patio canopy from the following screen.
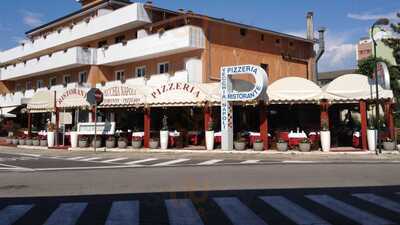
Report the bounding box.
[267,77,322,103]
[27,90,55,113]
[323,74,394,103]
[56,87,91,109]
[99,83,148,108]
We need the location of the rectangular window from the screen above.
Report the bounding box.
[157,62,169,74]
[79,71,88,84]
[135,66,146,78]
[240,28,247,36]
[49,77,57,88]
[15,83,23,92]
[63,75,71,86]
[115,70,125,81]
[26,81,32,90]
[98,40,108,48]
[260,63,269,74]
[115,35,126,44]
[36,80,44,89]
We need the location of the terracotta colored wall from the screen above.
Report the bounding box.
[0,81,15,94]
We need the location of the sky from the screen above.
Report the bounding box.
[0,0,399,72]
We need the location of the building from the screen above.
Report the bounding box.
[317,69,356,86]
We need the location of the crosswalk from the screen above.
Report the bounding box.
[1,192,399,225]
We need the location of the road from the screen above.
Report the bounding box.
[0,148,400,224]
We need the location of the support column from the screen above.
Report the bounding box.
[204,104,212,131]
[27,113,32,137]
[91,107,96,122]
[360,100,368,150]
[144,108,151,148]
[259,101,268,150]
[385,101,395,139]
[320,101,330,127]
[55,109,60,146]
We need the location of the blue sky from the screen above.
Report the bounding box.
[0,0,399,71]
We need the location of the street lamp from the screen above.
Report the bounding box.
[371,18,389,154]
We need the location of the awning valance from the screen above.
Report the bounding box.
[99,84,148,108]
[267,77,322,103]
[56,87,91,109]
[27,90,55,113]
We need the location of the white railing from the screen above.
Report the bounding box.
[0,3,151,64]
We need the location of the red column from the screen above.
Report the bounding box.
[320,101,329,127]
[385,101,395,139]
[259,102,268,150]
[360,100,368,150]
[27,113,32,137]
[204,105,212,131]
[144,108,151,148]
[55,109,60,147]
[91,107,96,122]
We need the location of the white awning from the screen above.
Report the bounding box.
[0,106,17,118]
[99,83,148,108]
[56,87,91,109]
[267,77,322,103]
[27,90,55,113]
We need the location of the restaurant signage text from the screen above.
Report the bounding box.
[151,82,201,99]
[102,86,143,105]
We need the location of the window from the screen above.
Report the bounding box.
[26,81,32,90]
[63,75,71,86]
[115,70,125,81]
[275,39,281,45]
[15,83,23,92]
[240,28,247,36]
[157,62,170,74]
[115,35,126,44]
[260,63,269,74]
[36,80,45,89]
[135,66,146,78]
[261,34,265,41]
[79,71,88,84]
[98,40,108,48]
[49,77,57,87]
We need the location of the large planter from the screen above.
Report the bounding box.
[367,129,377,151]
[383,141,396,151]
[18,139,25,145]
[25,139,33,146]
[106,140,116,148]
[79,140,89,148]
[234,141,246,151]
[253,142,264,151]
[149,140,159,149]
[47,132,55,147]
[205,131,214,150]
[40,140,48,146]
[92,139,102,148]
[12,139,19,145]
[32,139,40,146]
[160,130,169,149]
[70,132,79,148]
[299,143,311,152]
[277,142,288,151]
[320,130,331,152]
[118,141,127,149]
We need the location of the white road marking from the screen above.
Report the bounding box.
[67,156,86,160]
[240,160,260,164]
[124,158,159,165]
[43,202,87,225]
[0,163,34,171]
[101,157,129,163]
[33,164,142,171]
[214,197,268,225]
[0,204,33,225]
[80,157,102,161]
[353,193,400,213]
[151,159,191,166]
[165,199,204,225]
[105,201,139,225]
[306,194,393,225]
[282,160,317,163]
[197,159,223,165]
[260,196,330,225]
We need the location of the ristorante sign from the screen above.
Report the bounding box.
[150,82,201,99]
[102,85,143,106]
[56,88,88,108]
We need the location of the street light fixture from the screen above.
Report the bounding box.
[371,18,389,154]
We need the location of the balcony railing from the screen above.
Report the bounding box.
[0,3,151,64]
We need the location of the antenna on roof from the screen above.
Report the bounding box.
[145,1,153,5]
[186,10,193,14]
[178,8,185,13]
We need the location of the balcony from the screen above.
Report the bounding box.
[96,25,206,66]
[0,3,151,64]
[0,47,96,80]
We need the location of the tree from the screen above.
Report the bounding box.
[383,12,400,65]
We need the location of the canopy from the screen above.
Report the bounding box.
[27,90,55,113]
[0,106,17,118]
[323,74,393,102]
[56,87,91,109]
[267,77,322,103]
[99,83,148,108]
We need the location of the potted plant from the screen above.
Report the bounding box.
[205,120,214,150]
[276,139,288,151]
[32,136,40,146]
[12,136,19,145]
[132,136,142,149]
[320,119,331,152]
[78,136,89,148]
[253,138,264,151]
[367,121,377,152]
[91,136,102,148]
[382,137,396,151]
[47,122,56,147]
[234,136,247,151]
[39,136,48,146]
[25,137,33,146]
[18,136,25,145]
[70,125,79,148]
[160,115,169,150]
[299,138,311,152]
[106,136,116,148]
[149,137,159,149]
[118,136,128,148]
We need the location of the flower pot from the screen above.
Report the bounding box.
[253,142,264,151]
[70,132,78,148]
[383,141,396,151]
[32,140,40,146]
[40,140,48,146]
[132,141,142,149]
[397,144,400,151]
[160,130,169,149]
[25,139,33,146]
[320,130,331,152]
[106,140,115,148]
[277,142,288,151]
[367,129,377,151]
[47,132,55,147]
[149,140,159,149]
[12,139,19,145]
[118,141,127,149]
[79,140,88,148]
[18,139,25,145]
[92,139,102,148]
[205,130,214,150]
[299,143,311,152]
[234,141,246,151]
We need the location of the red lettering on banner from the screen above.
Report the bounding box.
[150,82,202,99]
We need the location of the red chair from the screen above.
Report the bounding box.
[278,132,289,142]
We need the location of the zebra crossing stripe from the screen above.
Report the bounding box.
[151,159,191,166]
[214,197,268,225]
[105,201,139,225]
[0,204,33,225]
[306,194,393,225]
[165,199,204,225]
[352,193,400,213]
[67,156,86,160]
[80,157,102,161]
[101,157,129,163]
[197,159,223,165]
[260,196,330,225]
[43,202,87,225]
[240,160,260,164]
[124,158,158,165]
